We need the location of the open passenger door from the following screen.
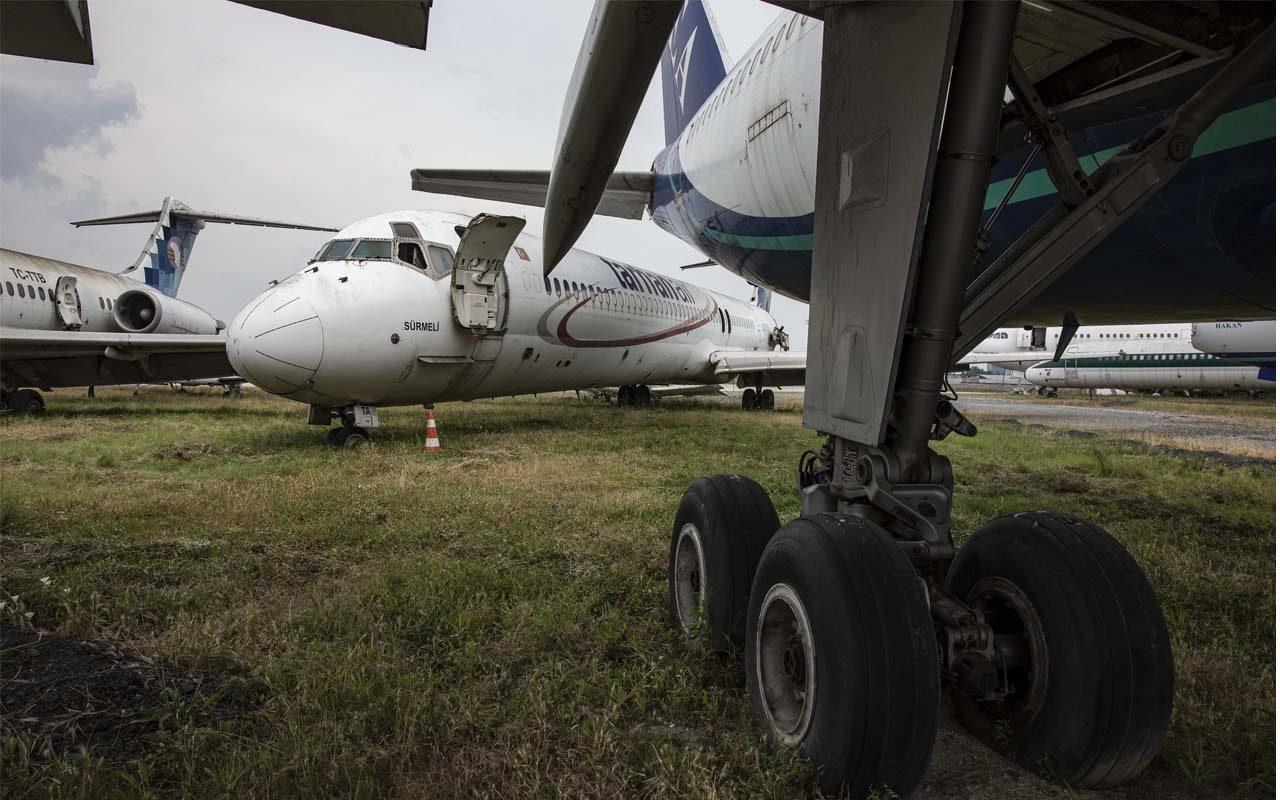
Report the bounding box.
[54,276,83,330]
[451,214,525,332]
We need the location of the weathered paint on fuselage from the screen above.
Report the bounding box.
[227,211,776,408]
[649,11,1276,323]
[0,249,142,332]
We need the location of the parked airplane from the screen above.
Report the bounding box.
[964,320,1277,373]
[0,197,335,413]
[225,210,803,445]
[1024,319,1275,393]
[411,1,1275,327]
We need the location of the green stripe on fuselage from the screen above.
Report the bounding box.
[1035,351,1272,370]
[983,98,1275,211]
[680,99,1274,251]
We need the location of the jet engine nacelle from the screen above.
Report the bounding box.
[1191,321,1276,356]
[113,288,222,335]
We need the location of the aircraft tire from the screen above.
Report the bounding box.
[618,385,635,407]
[741,388,757,410]
[760,389,775,410]
[746,513,938,797]
[334,426,371,448]
[636,385,652,406]
[668,474,780,651]
[946,511,1173,789]
[7,389,44,416]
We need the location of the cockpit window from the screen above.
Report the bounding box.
[391,222,420,238]
[426,245,454,280]
[398,241,428,270]
[350,239,393,260]
[316,239,355,261]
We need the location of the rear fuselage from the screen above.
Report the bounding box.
[650,11,1275,324]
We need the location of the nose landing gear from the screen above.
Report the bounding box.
[311,403,377,447]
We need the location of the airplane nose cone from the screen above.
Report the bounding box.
[227,292,324,394]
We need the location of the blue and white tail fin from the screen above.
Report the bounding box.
[752,284,773,313]
[660,0,729,146]
[71,198,338,298]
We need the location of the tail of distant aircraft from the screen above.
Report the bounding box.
[72,197,337,297]
[660,0,729,146]
[753,285,773,313]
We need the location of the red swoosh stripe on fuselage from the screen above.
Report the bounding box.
[536,289,718,348]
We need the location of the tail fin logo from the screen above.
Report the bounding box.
[166,237,183,271]
[669,8,698,113]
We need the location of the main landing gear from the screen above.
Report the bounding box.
[660,0,1221,791]
[2,388,45,415]
[617,384,654,407]
[740,387,774,411]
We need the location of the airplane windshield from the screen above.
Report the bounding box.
[316,239,355,261]
[350,239,393,260]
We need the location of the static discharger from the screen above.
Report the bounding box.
[423,410,441,452]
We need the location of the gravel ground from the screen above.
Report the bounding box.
[955,396,1275,460]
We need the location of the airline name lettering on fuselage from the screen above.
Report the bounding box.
[1214,322,1244,328]
[600,258,694,304]
[403,321,440,332]
[8,268,47,283]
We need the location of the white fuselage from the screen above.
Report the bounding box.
[226,211,776,408]
[1,250,146,333]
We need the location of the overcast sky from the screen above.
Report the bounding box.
[0,0,808,334]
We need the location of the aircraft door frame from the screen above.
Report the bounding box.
[450,214,525,334]
[54,276,83,330]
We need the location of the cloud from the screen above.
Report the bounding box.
[0,60,141,186]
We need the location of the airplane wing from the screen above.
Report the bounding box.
[2,1,430,66]
[710,350,808,387]
[0,328,232,390]
[230,1,431,49]
[409,169,653,221]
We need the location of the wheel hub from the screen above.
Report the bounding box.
[672,523,707,631]
[756,583,817,746]
[967,576,1049,724]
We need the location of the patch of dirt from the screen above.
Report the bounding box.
[0,623,260,762]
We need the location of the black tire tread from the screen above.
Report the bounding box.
[947,511,1173,789]
[668,474,780,649]
[748,513,938,796]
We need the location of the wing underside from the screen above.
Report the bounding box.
[1,329,232,390]
[409,169,654,221]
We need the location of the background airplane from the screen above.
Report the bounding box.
[0,197,334,413]
[225,209,804,445]
[964,319,1277,373]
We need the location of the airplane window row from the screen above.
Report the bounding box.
[544,275,700,321]
[690,14,807,138]
[4,282,56,304]
[1094,353,1214,362]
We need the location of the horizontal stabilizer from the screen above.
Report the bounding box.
[410,169,653,221]
[72,202,338,232]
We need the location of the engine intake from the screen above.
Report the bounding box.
[113,288,220,335]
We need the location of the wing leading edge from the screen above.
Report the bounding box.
[410,169,653,221]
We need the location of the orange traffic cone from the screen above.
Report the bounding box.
[423,409,441,452]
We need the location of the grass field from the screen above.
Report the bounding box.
[1,389,1274,798]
